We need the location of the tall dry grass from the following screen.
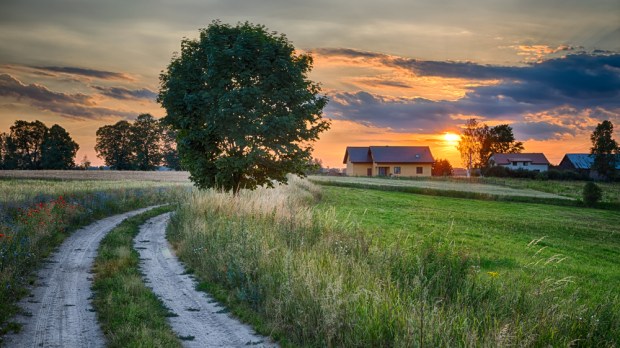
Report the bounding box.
[168,176,619,347]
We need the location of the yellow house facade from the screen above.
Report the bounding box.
[343,146,434,177]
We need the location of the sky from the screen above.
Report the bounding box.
[0,0,619,169]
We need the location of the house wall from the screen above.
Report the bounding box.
[346,160,372,176]
[498,163,548,172]
[374,163,432,177]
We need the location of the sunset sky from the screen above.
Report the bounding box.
[1,0,619,169]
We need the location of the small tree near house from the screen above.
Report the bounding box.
[432,159,454,176]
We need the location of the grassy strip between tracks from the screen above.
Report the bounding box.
[92,205,182,348]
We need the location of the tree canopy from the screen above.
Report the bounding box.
[0,120,79,170]
[7,120,48,169]
[41,124,80,169]
[457,119,523,175]
[590,120,618,180]
[432,158,454,176]
[132,114,163,170]
[94,114,179,170]
[95,120,136,170]
[457,119,481,176]
[158,21,330,193]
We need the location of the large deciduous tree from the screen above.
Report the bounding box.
[158,21,330,193]
[590,120,618,180]
[41,124,80,169]
[131,114,162,170]
[95,120,136,170]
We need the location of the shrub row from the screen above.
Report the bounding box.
[482,166,592,181]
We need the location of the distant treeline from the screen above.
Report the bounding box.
[95,114,180,171]
[1,115,181,171]
[0,120,79,170]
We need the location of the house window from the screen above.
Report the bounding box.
[378,167,389,176]
[523,162,529,166]
[512,161,518,166]
[416,166,423,174]
[394,166,401,174]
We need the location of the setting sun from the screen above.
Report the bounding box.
[444,133,460,143]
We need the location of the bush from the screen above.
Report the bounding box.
[547,169,590,181]
[583,182,602,207]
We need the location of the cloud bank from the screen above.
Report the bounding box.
[320,50,620,140]
[0,74,135,119]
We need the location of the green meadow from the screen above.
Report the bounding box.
[168,177,620,346]
[317,185,620,302]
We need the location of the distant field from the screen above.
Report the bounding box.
[482,177,620,203]
[310,175,573,200]
[0,178,191,204]
[0,170,191,182]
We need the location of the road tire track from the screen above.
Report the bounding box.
[4,206,159,348]
[135,213,276,348]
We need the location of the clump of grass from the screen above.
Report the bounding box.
[92,206,181,348]
[0,179,187,338]
[168,176,619,346]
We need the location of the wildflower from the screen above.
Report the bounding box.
[487,271,499,278]
[0,233,5,238]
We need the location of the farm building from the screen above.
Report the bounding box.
[558,153,620,177]
[488,153,550,172]
[343,146,434,177]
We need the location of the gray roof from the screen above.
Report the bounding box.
[562,153,620,169]
[369,146,434,163]
[343,146,434,164]
[343,147,372,163]
[490,153,550,165]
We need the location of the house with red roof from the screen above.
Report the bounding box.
[488,153,550,172]
[343,146,434,177]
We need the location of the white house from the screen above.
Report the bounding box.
[489,153,550,172]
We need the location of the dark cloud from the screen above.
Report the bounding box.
[32,66,132,81]
[0,73,93,105]
[92,86,157,100]
[0,73,134,119]
[326,91,456,132]
[511,121,577,140]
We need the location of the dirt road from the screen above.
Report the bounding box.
[135,213,276,347]
[4,206,157,348]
